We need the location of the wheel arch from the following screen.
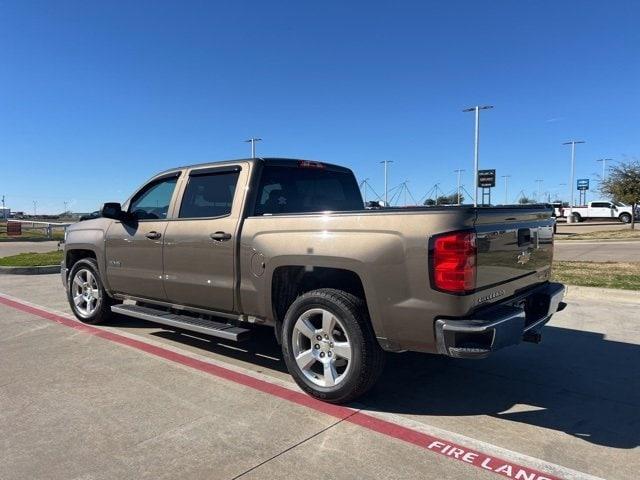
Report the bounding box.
[269,264,383,344]
[619,212,632,223]
[64,247,111,292]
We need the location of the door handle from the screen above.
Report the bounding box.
[145,231,162,240]
[210,231,232,241]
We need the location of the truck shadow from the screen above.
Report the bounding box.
[107,314,638,449]
[107,313,288,373]
[366,325,640,450]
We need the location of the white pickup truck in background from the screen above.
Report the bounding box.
[556,201,637,223]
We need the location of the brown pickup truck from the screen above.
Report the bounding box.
[62,158,565,403]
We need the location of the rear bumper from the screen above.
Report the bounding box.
[435,282,566,359]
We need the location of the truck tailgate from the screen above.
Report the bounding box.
[474,207,554,291]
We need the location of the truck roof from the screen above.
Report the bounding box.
[155,157,353,177]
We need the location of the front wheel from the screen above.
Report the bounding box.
[572,212,582,223]
[619,213,632,224]
[281,288,385,404]
[67,258,115,324]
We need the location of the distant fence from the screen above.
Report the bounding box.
[1,220,71,240]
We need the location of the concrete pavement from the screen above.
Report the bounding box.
[554,240,640,262]
[555,221,629,235]
[1,274,638,479]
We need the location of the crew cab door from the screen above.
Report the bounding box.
[162,164,248,312]
[590,202,614,218]
[105,172,181,300]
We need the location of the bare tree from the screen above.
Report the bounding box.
[600,159,640,229]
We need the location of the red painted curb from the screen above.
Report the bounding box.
[0,295,562,480]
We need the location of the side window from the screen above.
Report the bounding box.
[179,170,240,219]
[591,202,610,208]
[128,176,178,220]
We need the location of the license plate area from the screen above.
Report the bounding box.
[508,294,549,328]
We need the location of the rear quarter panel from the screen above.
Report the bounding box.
[239,209,476,352]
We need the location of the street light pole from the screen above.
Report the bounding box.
[380,160,393,206]
[454,169,465,205]
[360,178,370,203]
[244,138,262,158]
[463,105,494,207]
[501,175,510,204]
[535,179,543,203]
[596,158,612,182]
[562,140,585,222]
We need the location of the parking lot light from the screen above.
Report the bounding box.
[562,140,585,222]
[463,105,494,207]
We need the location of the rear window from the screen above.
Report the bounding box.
[254,165,363,215]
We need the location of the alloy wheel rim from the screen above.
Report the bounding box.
[72,268,100,317]
[291,308,352,388]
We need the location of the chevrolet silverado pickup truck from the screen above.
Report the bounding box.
[62,158,565,403]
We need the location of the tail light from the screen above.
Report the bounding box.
[431,231,476,294]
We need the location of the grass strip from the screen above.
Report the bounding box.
[552,261,640,290]
[0,250,64,267]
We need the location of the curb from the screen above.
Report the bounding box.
[0,265,61,275]
[565,284,640,303]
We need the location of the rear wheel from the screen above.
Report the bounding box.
[281,288,385,404]
[619,213,632,224]
[67,258,115,324]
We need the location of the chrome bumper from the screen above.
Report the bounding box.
[435,282,566,359]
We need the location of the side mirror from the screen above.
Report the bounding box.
[101,202,124,220]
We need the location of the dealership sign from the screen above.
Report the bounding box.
[478,169,496,188]
[577,178,589,191]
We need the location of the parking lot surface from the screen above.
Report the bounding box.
[1,274,638,479]
[555,221,630,235]
[554,240,640,262]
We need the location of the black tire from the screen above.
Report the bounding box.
[619,213,632,224]
[572,212,582,223]
[281,288,385,404]
[67,258,116,324]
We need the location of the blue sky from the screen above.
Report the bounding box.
[1,0,639,213]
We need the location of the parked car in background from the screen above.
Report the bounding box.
[561,201,635,223]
